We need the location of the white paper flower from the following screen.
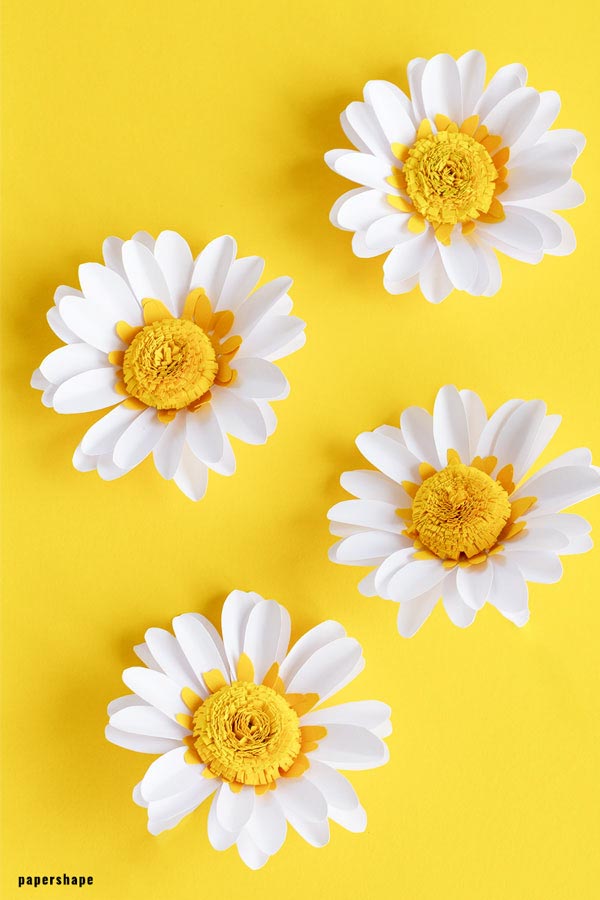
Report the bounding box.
[328,386,600,636]
[31,231,305,500]
[325,51,585,302]
[105,591,390,869]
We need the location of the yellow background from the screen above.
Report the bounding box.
[2,1,599,897]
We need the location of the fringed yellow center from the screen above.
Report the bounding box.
[177,655,325,792]
[111,290,242,423]
[387,115,509,245]
[403,131,496,226]
[398,450,538,567]
[411,462,511,561]
[122,319,218,410]
[191,681,301,786]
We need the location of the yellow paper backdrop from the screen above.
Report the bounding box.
[2,1,599,897]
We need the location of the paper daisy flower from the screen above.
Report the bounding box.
[105,590,391,868]
[328,386,600,636]
[31,231,305,500]
[325,51,585,302]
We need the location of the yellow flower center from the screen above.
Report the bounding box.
[122,318,218,410]
[191,681,302,786]
[411,463,511,561]
[403,130,497,226]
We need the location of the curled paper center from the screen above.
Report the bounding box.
[404,130,497,226]
[122,318,218,410]
[412,462,511,560]
[192,681,302,786]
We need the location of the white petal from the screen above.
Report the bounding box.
[144,626,203,693]
[284,809,330,847]
[102,236,126,278]
[477,209,543,254]
[475,63,528,120]
[53,368,121,414]
[482,87,539,147]
[216,783,254,833]
[524,512,590,537]
[340,469,408,505]
[232,357,288,400]
[220,590,262,679]
[476,399,524,458]
[121,239,171,309]
[325,150,395,193]
[336,189,392,231]
[383,230,435,282]
[153,231,194,316]
[492,399,546,481]
[59,296,124,353]
[189,235,236,304]
[80,404,140,455]
[140,746,203,801]
[245,793,287,856]
[286,637,363,703]
[504,527,568,552]
[539,211,576,256]
[122,667,188,719]
[40,343,109,387]
[456,562,493,611]
[152,414,187,479]
[365,214,412,253]
[113,407,165,470]
[328,499,404,534]
[46,306,80,344]
[303,761,360,810]
[508,550,563,583]
[459,389,488,460]
[107,695,148,716]
[242,599,290,682]
[400,406,440,467]
[457,50,486,114]
[104,725,181,755]
[439,233,478,291]
[407,57,427,120]
[502,206,562,251]
[275,777,327,822]
[363,81,416,145]
[185,406,223,465]
[211,390,268,445]
[419,247,454,304]
[328,804,367,833]
[134,642,160,669]
[109,705,187,740]
[235,829,269,870]
[388,559,446,603]
[173,444,209,501]
[172,613,228,687]
[78,262,141,321]
[502,146,576,203]
[374,548,416,598]
[217,255,264,312]
[355,430,420,482]
[518,179,584,211]
[208,796,237,850]
[383,273,419,296]
[279,621,346,687]
[330,532,408,565]
[147,781,215,833]
[510,90,561,155]
[421,54,462,122]
[511,466,600,511]
[233,276,293,340]
[310,724,389,770]
[236,315,305,361]
[442,572,476,628]
[343,100,397,162]
[433,384,471,464]
[396,587,440,637]
[488,557,529,619]
[302,701,391,740]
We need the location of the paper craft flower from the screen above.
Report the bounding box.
[328,386,600,636]
[31,231,305,499]
[105,591,391,868]
[325,51,585,302]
